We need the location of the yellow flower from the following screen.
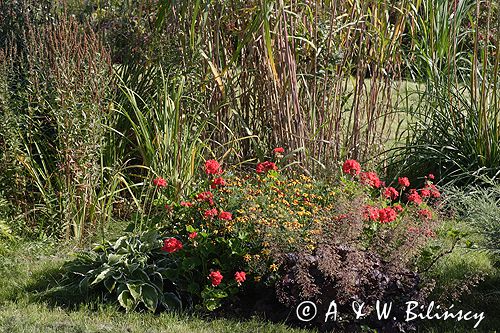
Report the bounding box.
[254,275,262,282]
[243,254,252,262]
[269,263,279,272]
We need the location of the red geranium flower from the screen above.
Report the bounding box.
[360,172,381,188]
[256,161,278,174]
[204,208,218,218]
[420,189,431,197]
[398,177,410,187]
[273,147,285,154]
[162,238,183,253]
[342,159,361,176]
[153,177,167,188]
[383,187,399,200]
[218,211,232,221]
[205,159,222,175]
[427,173,435,180]
[234,271,246,286]
[407,189,423,205]
[196,191,215,205]
[378,207,398,223]
[208,271,223,287]
[188,232,198,239]
[364,206,380,221]
[180,201,193,207]
[210,177,226,189]
[425,184,441,198]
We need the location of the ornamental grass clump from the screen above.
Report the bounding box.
[58,152,452,331]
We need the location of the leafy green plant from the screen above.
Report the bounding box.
[62,230,182,312]
[114,69,209,202]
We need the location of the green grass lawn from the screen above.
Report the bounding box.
[0,301,311,333]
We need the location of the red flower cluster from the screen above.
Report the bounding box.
[210,177,226,189]
[234,271,246,286]
[218,211,232,221]
[273,147,285,154]
[407,189,423,205]
[424,183,441,198]
[420,188,431,197]
[197,191,215,205]
[256,161,278,174]
[364,206,380,221]
[365,205,398,223]
[360,172,381,188]
[162,238,183,253]
[418,209,433,220]
[209,271,223,286]
[378,207,397,223]
[204,208,218,218]
[180,201,193,207]
[205,159,223,175]
[153,177,167,188]
[342,159,361,176]
[188,232,198,239]
[398,177,410,187]
[383,187,399,200]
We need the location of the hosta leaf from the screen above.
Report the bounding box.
[127,283,142,302]
[104,278,116,292]
[162,292,182,311]
[141,284,158,312]
[108,254,123,265]
[118,290,136,312]
[90,267,113,286]
[113,236,128,251]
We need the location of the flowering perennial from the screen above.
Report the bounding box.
[153,177,167,188]
[162,238,183,253]
[205,159,223,175]
[209,271,223,286]
[342,159,361,176]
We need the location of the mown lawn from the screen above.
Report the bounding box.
[0,301,311,333]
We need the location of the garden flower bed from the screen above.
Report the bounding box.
[54,153,458,332]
